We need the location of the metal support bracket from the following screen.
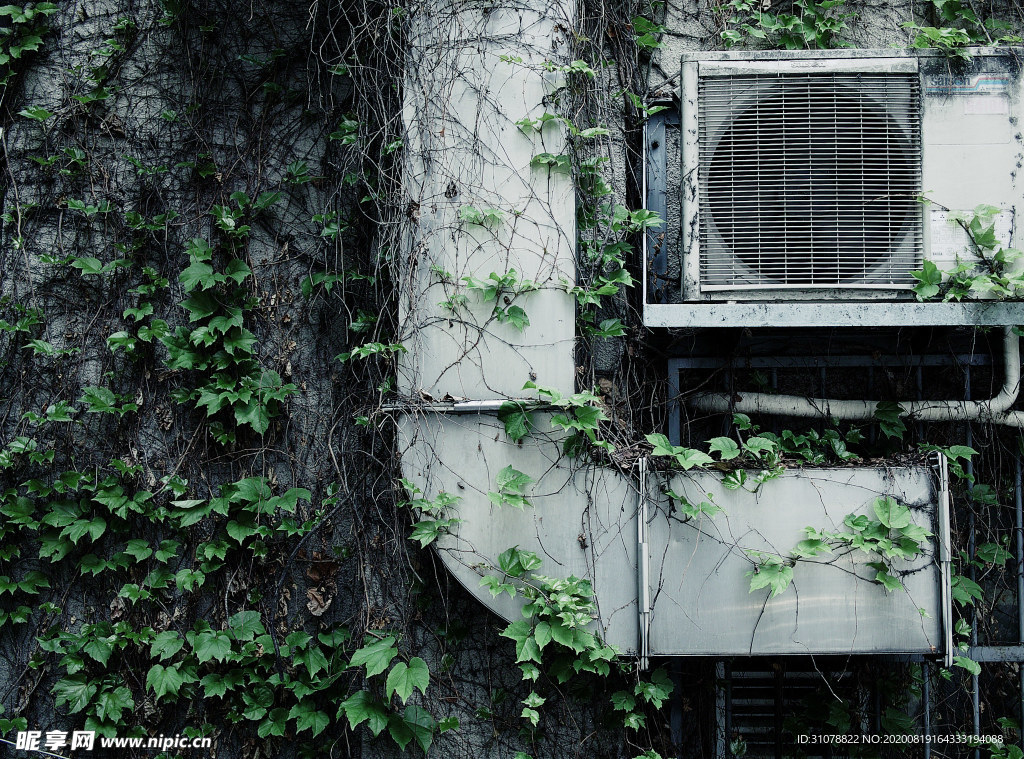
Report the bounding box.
[638,456,651,671]
[938,452,954,669]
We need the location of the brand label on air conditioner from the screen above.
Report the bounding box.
[925,74,1010,96]
[929,209,1014,265]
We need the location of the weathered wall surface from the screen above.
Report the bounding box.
[4,0,1024,758]
[0,0,652,757]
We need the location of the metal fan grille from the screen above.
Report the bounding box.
[699,72,922,289]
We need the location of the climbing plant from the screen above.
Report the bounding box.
[3,0,1024,757]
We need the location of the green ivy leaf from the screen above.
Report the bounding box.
[83,636,114,666]
[349,636,398,678]
[623,711,646,730]
[744,436,777,455]
[498,402,534,443]
[874,401,907,440]
[201,673,232,698]
[409,518,460,548]
[222,327,257,356]
[868,562,904,592]
[645,433,675,456]
[911,260,943,300]
[498,545,542,577]
[295,644,329,678]
[192,630,233,663]
[946,444,978,460]
[71,257,104,275]
[479,575,516,599]
[154,539,180,563]
[533,621,552,650]
[385,657,430,704]
[225,519,258,543]
[224,258,252,283]
[387,705,436,753]
[951,574,983,606]
[227,610,265,641]
[53,676,97,714]
[873,497,912,529]
[977,541,1013,565]
[953,655,981,676]
[146,663,186,701]
[501,620,541,663]
[792,538,831,558]
[64,516,107,544]
[289,700,330,736]
[634,668,674,708]
[258,708,289,738]
[235,399,271,435]
[523,691,546,708]
[180,291,219,321]
[675,448,714,470]
[611,690,636,711]
[339,691,389,736]
[548,622,574,649]
[19,105,53,121]
[496,304,530,330]
[496,465,531,493]
[95,686,134,723]
[747,556,794,598]
[707,436,740,460]
[179,260,216,292]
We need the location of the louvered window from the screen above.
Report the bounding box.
[699,73,923,289]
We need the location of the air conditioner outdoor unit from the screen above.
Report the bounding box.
[653,48,1024,327]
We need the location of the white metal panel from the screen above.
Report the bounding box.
[401,409,947,658]
[643,300,1024,327]
[699,57,917,77]
[646,467,942,656]
[920,55,1023,251]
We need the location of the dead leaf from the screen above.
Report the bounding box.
[306,587,332,617]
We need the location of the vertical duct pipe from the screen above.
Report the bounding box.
[398,0,577,402]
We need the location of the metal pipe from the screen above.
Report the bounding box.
[967,419,980,759]
[638,456,651,671]
[1016,456,1024,744]
[689,327,1022,426]
[923,665,931,759]
[724,661,733,757]
[938,454,953,670]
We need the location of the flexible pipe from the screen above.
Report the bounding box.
[689,326,1023,426]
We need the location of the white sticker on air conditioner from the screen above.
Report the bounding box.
[964,95,1009,115]
[929,209,1014,264]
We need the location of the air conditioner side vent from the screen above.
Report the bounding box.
[698,71,923,290]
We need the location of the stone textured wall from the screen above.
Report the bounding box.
[3,0,1024,758]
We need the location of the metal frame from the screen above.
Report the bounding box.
[641,80,1024,327]
[637,456,651,671]
[643,102,677,307]
[667,352,994,447]
[647,301,1024,328]
[666,352,1024,758]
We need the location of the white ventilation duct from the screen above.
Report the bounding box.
[398,18,949,660]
